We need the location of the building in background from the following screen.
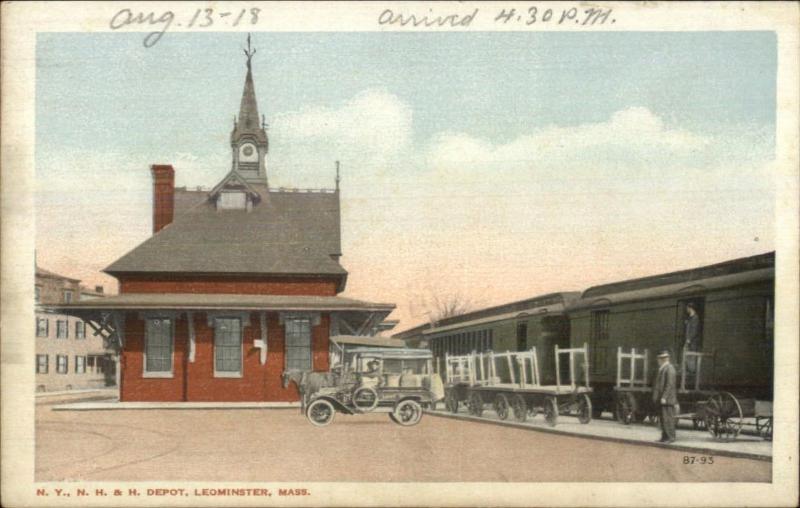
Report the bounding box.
[35,266,114,392]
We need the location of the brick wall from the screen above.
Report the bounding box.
[120,311,330,402]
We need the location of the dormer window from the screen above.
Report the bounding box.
[218,191,248,210]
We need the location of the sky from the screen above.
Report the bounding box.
[35,31,777,330]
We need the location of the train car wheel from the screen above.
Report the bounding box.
[511,394,528,422]
[544,397,558,427]
[467,391,483,417]
[578,393,592,424]
[494,393,510,420]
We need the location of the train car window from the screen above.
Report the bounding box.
[516,322,528,351]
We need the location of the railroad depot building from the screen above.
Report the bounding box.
[53,43,394,402]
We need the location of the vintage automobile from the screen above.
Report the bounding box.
[304,348,444,427]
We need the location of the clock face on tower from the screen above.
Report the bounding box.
[239,143,258,162]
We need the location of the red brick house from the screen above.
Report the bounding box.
[56,42,394,402]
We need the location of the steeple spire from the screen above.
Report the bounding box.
[238,34,260,131]
[230,34,269,185]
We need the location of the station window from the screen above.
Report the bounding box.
[75,321,85,339]
[56,320,68,339]
[286,318,312,370]
[35,286,41,303]
[63,290,73,303]
[36,318,49,338]
[36,354,48,374]
[56,355,68,374]
[214,317,243,376]
[144,318,173,376]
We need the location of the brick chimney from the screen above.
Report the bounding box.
[151,164,175,234]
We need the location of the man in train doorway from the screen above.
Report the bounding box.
[653,349,678,443]
[683,303,701,377]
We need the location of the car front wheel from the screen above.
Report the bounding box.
[307,399,336,427]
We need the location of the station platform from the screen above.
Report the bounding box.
[428,408,772,461]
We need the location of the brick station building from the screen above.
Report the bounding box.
[54,41,394,402]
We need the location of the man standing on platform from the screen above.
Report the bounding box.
[653,349,678,443]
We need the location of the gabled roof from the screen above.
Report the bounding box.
[208,171,262,201]
[105,185,344,278]
[36,266,79,282]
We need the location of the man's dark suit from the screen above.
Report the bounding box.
[653,361,678,442]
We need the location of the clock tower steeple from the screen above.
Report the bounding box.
[231,35,269,186]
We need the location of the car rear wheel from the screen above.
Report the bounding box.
[392,399,423,426]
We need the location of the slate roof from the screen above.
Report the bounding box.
[105,184,344,278]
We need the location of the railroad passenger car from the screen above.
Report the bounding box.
[397,293,580,385]
[568,252,774,415]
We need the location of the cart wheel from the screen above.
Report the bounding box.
[392,399,423,426]
[306,399,335,427]
[511,394,528,422]
[703,392,743,441]
[494,393,510,421]
[467,391,483,417]
[692,417,707,431]
[445,390,459,414]
[352,386,379,412]
[756,417,773,441]
[615,392,635,425]
[578,393,592,424]
[544,397,558,427]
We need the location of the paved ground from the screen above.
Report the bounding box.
[36,403,771,482]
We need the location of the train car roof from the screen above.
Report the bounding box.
[572,252,774,310]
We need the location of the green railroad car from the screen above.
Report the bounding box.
[568,252,774,416]
[396,293,581,385]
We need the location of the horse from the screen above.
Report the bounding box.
[281,369,339,414]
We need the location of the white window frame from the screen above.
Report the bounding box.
[213,317,244,378]
[36,354,48,374]
[56,320,68,339]
[56,355,68,374]
[36,318,49,338]
[75,355,86,374]
[143,317,175,378]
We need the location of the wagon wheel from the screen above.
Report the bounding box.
[494,393,511,421]
[544,397,558,427]
[444,389,459,414]
[756,417,773,441]
[703,392,743,441]
[352,386,379,412]
[615,392,637,425]
[511,394,528,422]
[306,399,335,427]
[692,417,707,431]
[467,391,483,417]
[577,393,592,424]
[392,399,423,426]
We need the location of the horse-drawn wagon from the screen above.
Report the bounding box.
[287,348,444,427]
[443,344,593,426]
